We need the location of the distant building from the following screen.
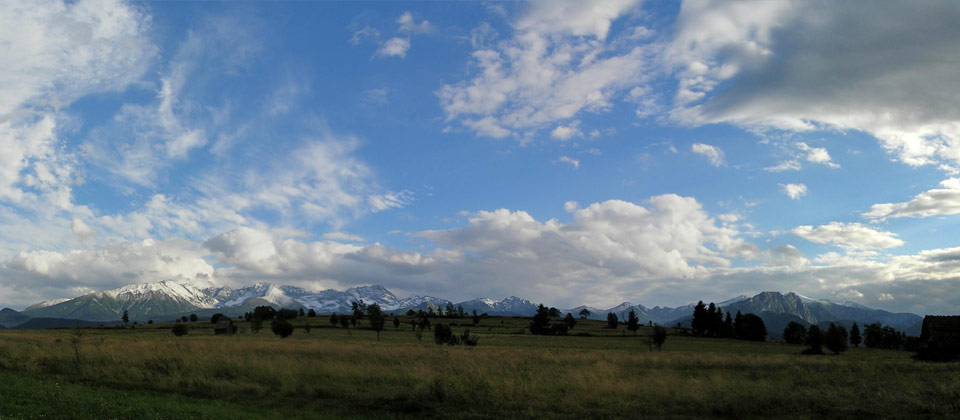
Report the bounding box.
[917,315,960,361]
[214,319,236,335]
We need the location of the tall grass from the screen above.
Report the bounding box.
[0,324,957,419]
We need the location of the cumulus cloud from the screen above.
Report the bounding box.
[438,0,649,139]
[864,178,960,220]
[666,1,960,169]
[550,122,582,141]
[791,222,904,250]
[691,143,725,167]
[796,142,839,168]
[779,183,807,200]
[557,156,580,169]
[397,11,432,34]
[377,37,410,58]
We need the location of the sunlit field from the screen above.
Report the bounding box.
[1,317,957,419]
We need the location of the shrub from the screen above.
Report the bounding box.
[802,325,824,355]
[171,323,187,337]
[824,323,848,355]
[271,319,294,338]
[650,325,668,351]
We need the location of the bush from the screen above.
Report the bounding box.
[650,325,668,351]
[271,319,294,338]
[434,323,456,345]
[171,323,187,337]
[802,325,824,355]
[210,313,225,324]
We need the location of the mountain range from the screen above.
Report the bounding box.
[1,281,926,336]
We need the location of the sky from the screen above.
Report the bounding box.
[3,0,960,314]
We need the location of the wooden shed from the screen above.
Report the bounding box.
[917,315,960,360]
[214,319,236,335]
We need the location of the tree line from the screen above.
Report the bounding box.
[690,301,767,341]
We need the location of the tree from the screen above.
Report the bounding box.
[271,319,293,338]
[707,303,721,337]
[650,325,668,351]
[563,313,577,330]
[472,310,480,326]
[147,320,153,325]
[304,323,311,334]
[445,302,455,318]
[122,310,129,326]
[691,301,708,336]
[530,304,551,335]
[733,311,744,339]
[189,313,198,322]
[738,313,767,342]
[367,303,386,341]
[720,312,734,338]
[548,307,561,317]
[181,315,188,323]
[251,318,263,333]
[339,315,350,329]
[277,308,298,321]
[329,313,339,326]
[849,322,862,348]
[803,325,824,354]
[393,317,401,330]
[579,308,591,319]
[298,308,305,317]
[351,300,367,321]
[434,323,455,345]
[626,310,640,335]
[253,306,277,321]
[457,304,466,318]
[307,308,317,318]
[172,323,187,336]
[210,313,226,324]
[824,322,848,355]
[606,312,619,329]
[406,309,416,316]
[783,321,808,345]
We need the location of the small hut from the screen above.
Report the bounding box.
[916,315,960,361]
[214,318,236,335]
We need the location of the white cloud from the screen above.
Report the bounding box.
[557,156,580,169]
[796,142,839,168]
[438,0,649,139]
[764,160,801,172]
[323,232,365,242]
[691,143,725,167]
[71,218,96,240]
[779,183,807,200]
[791,222,903,250]
[377,37,410,58]
[666,1,960,169]
[564,201,579,212]
[836,289,864,299]
[864,178,960,220]
[397,12,432,34]
[550,121,582,141]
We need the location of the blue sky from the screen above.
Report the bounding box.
[4,0,960,314]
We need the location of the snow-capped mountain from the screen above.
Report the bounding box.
[457,296,539,316]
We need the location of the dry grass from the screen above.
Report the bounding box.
[0,321,957,419]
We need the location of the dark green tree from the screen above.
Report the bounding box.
[210,313,226,323]
[733,310,744,339]
[849,322,862,348]
[251,318,263,333]
[548,307,561,317]
[803,325,823,354]
[298,308,305,317]
[172,323,187,336]
[738,313,767,342]
[783,321,808,345]
[271,319,293,338]
[824,322,848,355]
[606,312,619,329]
[651,325,668,351]
[720,312,734,338]
[339,315,350,329]
[277,308,298,321]
[122,309,129,326]
[691,301,708,336]
[406,309,416,316]
[189,313,198,322]
[304,323,311,334]
[367,303,386,341]
[563,313,577,330]
[329,313,338,326]
[530,304,551,335]
[393,317,401,330]
[181,315,188,323]
[578,308,591,319]
[307,308,317,317]
[253,306,277,320]
[147,320,153,325]
[472,309,480,326]
[626,310,640,335]
[352,300,367,321]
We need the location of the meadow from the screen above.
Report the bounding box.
[0,316,957,419]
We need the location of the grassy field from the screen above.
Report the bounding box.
[0,316,957,419]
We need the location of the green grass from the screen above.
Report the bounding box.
[0,316,957,419]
